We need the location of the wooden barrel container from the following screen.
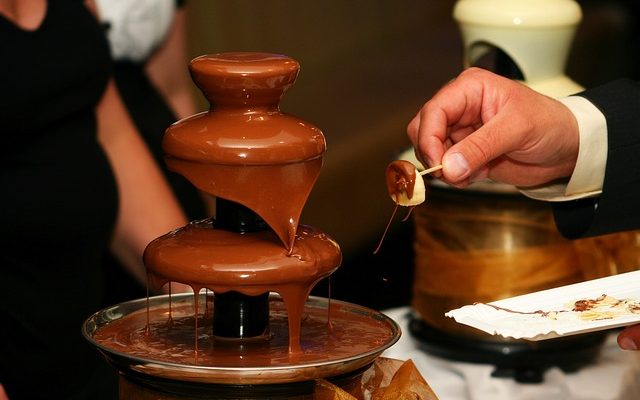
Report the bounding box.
[412,181,583,338]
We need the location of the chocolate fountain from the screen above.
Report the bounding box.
[83,52,400,399]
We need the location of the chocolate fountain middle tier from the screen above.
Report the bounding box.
[144,218,341,352]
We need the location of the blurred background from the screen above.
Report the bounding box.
[179,0,640,310]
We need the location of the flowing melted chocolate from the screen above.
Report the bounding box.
[144,220,341,352]
[96,53,345,362]
[163,52,326,252]
[93,297,395,371]
[164,116,324,253]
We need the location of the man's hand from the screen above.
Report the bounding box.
[408,67,580,188]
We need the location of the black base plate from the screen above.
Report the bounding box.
[408,315,608,383]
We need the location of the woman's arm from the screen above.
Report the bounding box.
[145,7,197,120]
[145,5,216,215]
[96,79,189,290]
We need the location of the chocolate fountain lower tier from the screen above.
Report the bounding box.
[83,293,400,399]
[142,217,343,353]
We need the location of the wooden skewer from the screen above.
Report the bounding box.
[419,164,443,176]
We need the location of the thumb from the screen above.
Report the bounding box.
[618,325,640,350]
[442,151,472,182]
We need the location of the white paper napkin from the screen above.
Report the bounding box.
[446,270,640,340]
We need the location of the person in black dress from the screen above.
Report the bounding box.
[0,0,187,398]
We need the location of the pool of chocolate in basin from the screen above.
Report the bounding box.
[87,294,400,383]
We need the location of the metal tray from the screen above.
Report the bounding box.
[83,293,400,385]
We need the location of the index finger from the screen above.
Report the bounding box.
[411,75,484,169]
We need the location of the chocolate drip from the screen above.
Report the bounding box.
[374,160,419,254]
[477,302,561,318]
[385,160,417,202]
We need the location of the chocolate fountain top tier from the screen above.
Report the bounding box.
[190,52,299,107]
[164,52,326,166]
[162,52,326,249]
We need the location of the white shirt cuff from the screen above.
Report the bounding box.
[521,96,607,202]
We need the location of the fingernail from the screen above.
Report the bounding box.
[444,152,470,180]
[619,337,638,350]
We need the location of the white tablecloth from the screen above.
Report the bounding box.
[382,307,640,400]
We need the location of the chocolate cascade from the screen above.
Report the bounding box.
[161,52,324,251]
[143,52,341,352]
[84,53,401,397]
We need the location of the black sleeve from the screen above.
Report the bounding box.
[553,79,640,238]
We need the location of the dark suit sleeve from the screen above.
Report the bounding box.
[553,79,640,239]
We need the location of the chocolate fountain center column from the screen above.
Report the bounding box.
[212,198,270,338]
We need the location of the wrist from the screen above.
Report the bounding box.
[557,96,607,196]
